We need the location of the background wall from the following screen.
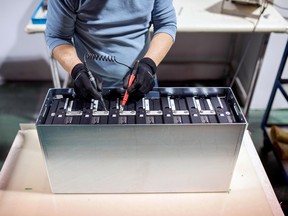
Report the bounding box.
[0,0,51,82]
[250,0,288,109]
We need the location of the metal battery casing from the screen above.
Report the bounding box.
[36,87,247,193]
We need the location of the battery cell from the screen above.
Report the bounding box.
[41,90,245,125]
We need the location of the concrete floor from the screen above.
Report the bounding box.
[0,81,287,214]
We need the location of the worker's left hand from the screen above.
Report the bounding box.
[71,63,103,101]
[123,57,156,99]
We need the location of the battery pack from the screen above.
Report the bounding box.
[36,87,247,193]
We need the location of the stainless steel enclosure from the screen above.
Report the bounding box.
[36,87,247,193]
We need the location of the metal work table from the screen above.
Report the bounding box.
[0,125,284,215]
[25,0,288,115]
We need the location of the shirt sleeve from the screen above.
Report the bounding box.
[45,0,77,54]
[152,0,177,41]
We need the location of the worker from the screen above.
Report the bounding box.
[45,0,177,102]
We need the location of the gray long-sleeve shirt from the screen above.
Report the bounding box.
[45,0,177,87]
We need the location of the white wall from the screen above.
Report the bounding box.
[250,0,288,109]
[0,0,51,81]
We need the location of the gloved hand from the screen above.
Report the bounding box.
[123,57,156,100]
[71,63,103,101]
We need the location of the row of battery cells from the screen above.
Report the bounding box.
[43,96,236,125]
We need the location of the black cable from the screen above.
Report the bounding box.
[229,1,268,87]
[229,36,253,87]
[252,0,269,32]
[84,53,132,70]
[235,0,268,32]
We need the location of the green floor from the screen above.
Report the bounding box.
[0,81,287,214]
[0,82,50,168]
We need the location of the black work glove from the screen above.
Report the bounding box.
[71,63,103,101]
[123,57,156,101]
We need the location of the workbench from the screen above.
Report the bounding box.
[25,0,288,115]
[25,1,287,33]
[0,125,284,215]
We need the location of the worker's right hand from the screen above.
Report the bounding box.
[123,58,156,102]
[71,63,103,101]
